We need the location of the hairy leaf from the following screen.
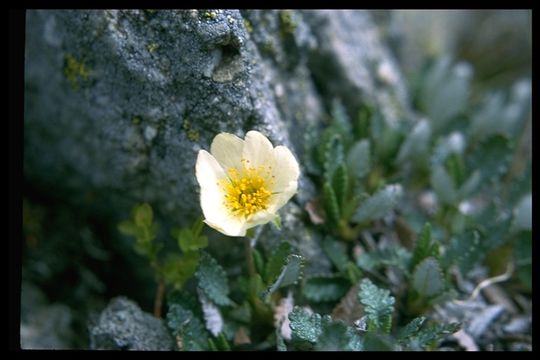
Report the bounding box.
[431,166,457,204]
[412,257,444,297]
[265,241,292,284]
[358,279,395,333]
[346,139,370,179]
[410,223,438,271]
[288,307,324,343]
[321,237,348,273]
[323,134,345,183]
[315,321,364,351]
[356,245,411,273]
[196,252,232,306]
[263,255,304,301]
[332,163,349,209]
[322,182,341,226]
[303,274,350,302]
[167,303,209,351]
[397,317,426,344]
[352,184,403,223]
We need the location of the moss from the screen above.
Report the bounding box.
[64,54,90,91]
[243,19,253,33]
[147,42,158,53]
[279,10,297,36]
[182,119,200,142]
[202,11,217,21]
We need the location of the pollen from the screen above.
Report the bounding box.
[220,160,274,218]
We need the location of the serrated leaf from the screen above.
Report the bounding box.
[412,257,444,297]
[409,322,460,350]
[195,252,232,306]
[265,241,292,284]
[323,134,345,182]
[303,275,350,303]
[431,165,457,205]
[315,321,364,351]
[352,184,403,223]
[166,303,209,351]
[199,292,224,337]
[445,153,466,188]
[134,203,153,228]
[252,247,265,275]
[445,230,483,275]
[322,237,348,273]
[332,163,349,209]
[163,251,200,288]
[346,139,370,179]
[410,223,438,270]
[397,317,426,344]
[355,106,371,139]
[363,332,397,351]
[331,98,353,136]
[322,182,341,226]
[263,254,304,301]
[358,279,395,333]
[288,307,323,343]
[356,245,411,273]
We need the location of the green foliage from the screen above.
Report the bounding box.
[351,184,403,223]
[410,223,439,270]
[356,245,411,274]
[322,182,340,226]
[412,257,444,297]
[321,237,348,273]
[171,217,208,252]
[196,252,233,306]
[358,279,395,333]
[162,252,200,289]
[346,139,370,179]
[263,254,304,301]
[303,274,350,302]
[264,241,292,283]
[167,302,209,351]
[118,203,160,260]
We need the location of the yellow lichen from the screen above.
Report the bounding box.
[64,54,89,90]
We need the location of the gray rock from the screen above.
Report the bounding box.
[89,296,173,350]
[20,282,74,349]
[24,10,410,271]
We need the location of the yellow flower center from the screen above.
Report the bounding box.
[220,159,274,218]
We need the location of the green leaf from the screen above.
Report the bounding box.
[410,223,438,271]
[118,220,138,236]
[445,153,466,188]
[162,251,200,289]
[331,98,353,135]
[358,278,395,333]
[512,194,532,232]
[397,317,426,344]
[332,163,349,209]
[252,247,265,275]
[195,252,233,306]
[412,257,444,297]
[263,254,304,301]
[176,228,208,252]
[134,203,153,228]
[352,184,403,223]
[322,182,341,226]
[355,106,371,140]
[356,245,411,274]
[467,134,512,184]
[303,275,350,303]
[346,139,370,179]
[315,321,364,351]
[166,303,209,351]
[323,134,345,182]
[409,322,460,350]
[431,165,457,204]
[363,332,397,351]
[457,170,481,200]
[321,237,348,273]
[288,306,324,343]
[445,230,483,275]
[265,241,292,284]
[396,119,431,165]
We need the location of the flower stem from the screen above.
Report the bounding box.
[153,278,165,318]
[244,237,256,276]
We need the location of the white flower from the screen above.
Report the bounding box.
[195,130,300,237]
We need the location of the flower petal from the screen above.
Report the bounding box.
[196,150,226,190]
[270,145,300,192]
[247,210,278,228]
[242,130,275,168]
[210,132,244,170]
[267,181,298,213]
